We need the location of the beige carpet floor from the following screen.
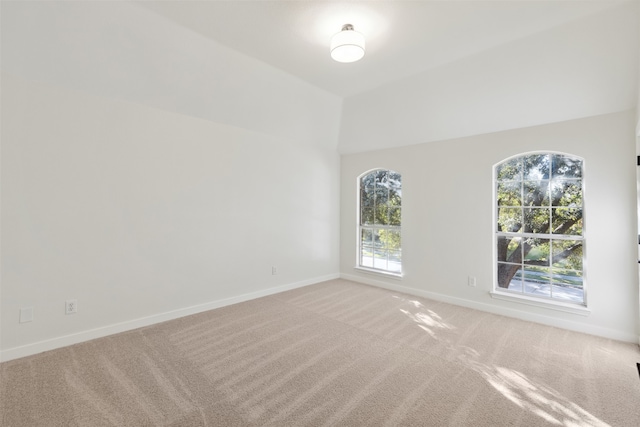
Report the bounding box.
[1,279,639,426]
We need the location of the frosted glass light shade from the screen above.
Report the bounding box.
[330,24,365,63]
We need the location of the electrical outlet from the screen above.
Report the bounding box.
[65,299,77,315]
[272,266,278,275]
[468,276,476,287]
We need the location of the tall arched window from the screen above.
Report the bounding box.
[495,153,585,305]
[359,169,402,275]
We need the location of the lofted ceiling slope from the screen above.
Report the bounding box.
[137,0,633,98]
[3,1,638,152]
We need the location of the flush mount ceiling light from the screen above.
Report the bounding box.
[330,24,365,63]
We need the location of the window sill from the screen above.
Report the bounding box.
[489,290,590,316]
[354,266,403,280]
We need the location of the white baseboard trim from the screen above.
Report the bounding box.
[0,273,339,363]
[341,273,638,344]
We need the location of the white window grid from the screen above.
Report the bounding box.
[494,152,586,306]
[358,169,402,275]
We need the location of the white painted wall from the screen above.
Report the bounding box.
[341,111,639,342]
[0,0,341,361]
[339,2,638,154]
[0,73,340,360]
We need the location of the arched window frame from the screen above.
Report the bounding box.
[357,168,402,277]
[492,152,587,311]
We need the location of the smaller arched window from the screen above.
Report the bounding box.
[358,169,402,275]
[494,152,585,305]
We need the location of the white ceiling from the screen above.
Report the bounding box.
[3,0,635,152]
[137,0,626,97]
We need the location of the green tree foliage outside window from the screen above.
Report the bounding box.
[360,169,402,274]
[495,153,585,304]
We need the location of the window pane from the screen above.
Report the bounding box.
[498,262,522,291]
[361,207,374,225]
[381,229,401,251]
[552,155,582,179]
[375,186,389,206]
[374,249,387,270]
[524,154,550,180]
[361,229,373,245]
[388,207,401,226]
[496,158,522,181]
[361,246,374,268]
[388,172,401,191]
[361,187,375,208]
[523,180,549,206]
[375,205,388,225]
[497,236,521,263]
[552,269,583,302]
[552,208,582,235]
[373,230,385,248]
[388,250,401,273]
[375,170,388,186]
[551,180,582,207]
[524,238,550,266]
[552,240,582,270]
[523,266,551,297]
[389,189,401,207]
[497,181,522,206]
[506,264,523,292]
[552,267,583,287]
[551,284,584,303]
[361,172,375,189]
[523,208,550,234]
[497,207,522,233]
